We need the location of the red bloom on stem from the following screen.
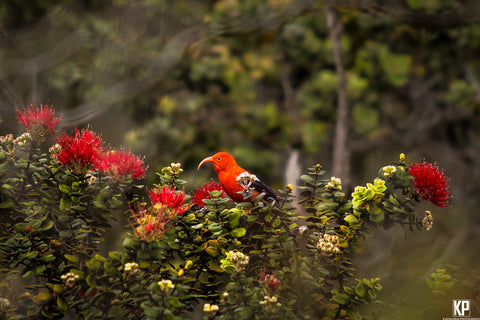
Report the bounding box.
[96,149,147,180]
[128,186,189,242]
[128,203,169,242]
[260,272,282,291]
[55,128,105,174]
[408,162,451,207]
[148,186,189,215]
[192,181,226,206]
[16,104,62,143]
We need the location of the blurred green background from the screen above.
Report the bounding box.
[1,0,479,318]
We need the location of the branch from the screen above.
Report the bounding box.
[58,0,317,127]
[335,0,480,31]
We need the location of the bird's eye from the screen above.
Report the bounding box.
[216,157,221,161]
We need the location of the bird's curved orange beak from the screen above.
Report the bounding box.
[198,156,213,170]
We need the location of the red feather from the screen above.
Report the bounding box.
[198,152,280,206]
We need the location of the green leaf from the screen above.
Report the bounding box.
[137,250,150,260]
[347,308,362,320]
[300,174,314,183]
[228,211,240,229]
[104,261,117,275]
[0,160,9,177]
[86,274,96,287]
[355,282,367,297]
[208,260,224,272]
[64,254,79,264]
[40,220,54,231]
[93,200,107,209]
[230,227,246,238]
[36,291,52,301]
[344,214,360,226]
[205,245,218,257]
[234,306,254,319]
[109,197,123,208]
[59,198,71,211]
[41,254,56,263]
[338,238,349,248]
[108,251,123,262]
[57,296,68,311]
[59,184,71,195]
[53,284,64,294]
[338,202,353,214]
[332,293,349,305]
[272,218,281,228]
[369,208,384,223]
[168,297,184,308]
[35,265,47,276]
[86,258,102,270]
[142,305,162,318]
[71,181,80,192]
[0,201,13,209]
[41,309,53,319]
[344,286,354,295]
[70,205,86,212]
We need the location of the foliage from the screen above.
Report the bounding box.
[0,107,452,319]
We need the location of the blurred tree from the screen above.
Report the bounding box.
[2,0,479,192]
[325,0,351,190]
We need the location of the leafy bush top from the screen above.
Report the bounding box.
[0,105,451,319]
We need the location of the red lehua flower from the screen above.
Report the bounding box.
[260,272,281,291]
[127,187,189,242]
[16,104,62,143]
[56,128,105,174]
[148,186,189,215]
[127,203,169,242]
[192,181,226,206]
[408,162,451,207]
[16,104,61,133]
[96,149,147,180]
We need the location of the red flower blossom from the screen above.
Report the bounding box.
[192,181,226,206]
[128,202,171,242]
[260,272,281,291]
[128,187,188,242]
[16,104,62,143]
[148,186,189,215]
[96,149,147,180]
[56,128,105,174]
[408,162,451,207]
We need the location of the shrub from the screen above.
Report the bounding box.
[0,105,450,319]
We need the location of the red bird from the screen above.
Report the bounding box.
[198,152,281,206]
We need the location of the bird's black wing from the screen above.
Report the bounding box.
[252,179,283,208]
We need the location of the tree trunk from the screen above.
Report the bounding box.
[325,1,351,191]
